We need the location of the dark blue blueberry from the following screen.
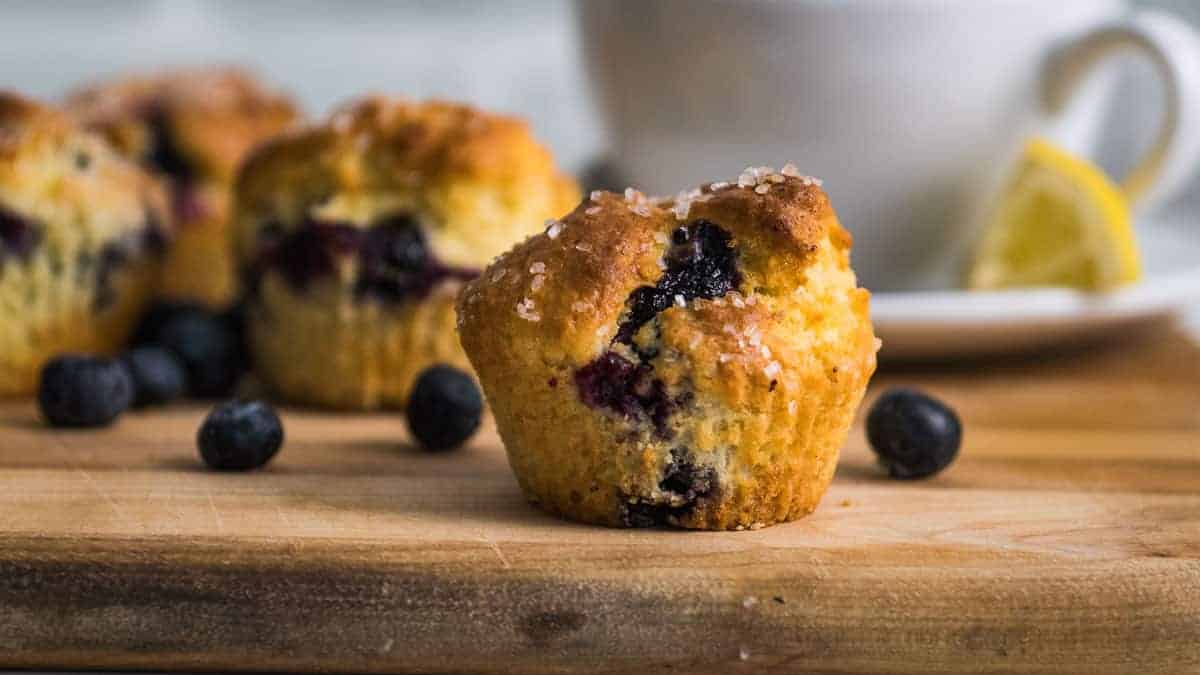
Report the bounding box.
[574,351,675,438]
[0,205,41,265]
[121,346,187,408]
[271,220,361,292]
[38,355,133,427]
[153,309,245,397]
[247,213,477,302]
[405,365,483,452]
[620,447,716,528]
[615,220,739,344]
[658,447,715,501]
[354,213,433,301]
[145,108,194,182]
[219,300,253,372]
[197,399,284,471]
[866,388,962,479]
[130,301,207,347]
[574,222,739,438]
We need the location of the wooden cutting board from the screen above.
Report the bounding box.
[0,324,1197,674]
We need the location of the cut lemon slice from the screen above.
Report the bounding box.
[968,138,1141,291]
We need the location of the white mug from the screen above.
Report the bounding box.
[579,0,1200,291]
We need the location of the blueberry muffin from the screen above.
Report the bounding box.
[457,166,879,530]
[66,67,299,308]
[231,97,579,409]
[0,92,169,395]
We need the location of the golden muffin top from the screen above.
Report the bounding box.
[66,66,300,184]
[232,96,579,270]
[0,91,168,246]
[458,165,867,370]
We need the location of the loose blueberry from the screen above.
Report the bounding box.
[121,346,187,407]
[38,355,134,427]
[153,309,245,397]
[405,365,483,452]
[866,388,962,479]
[130,300,205,346]
[197,399,284,471]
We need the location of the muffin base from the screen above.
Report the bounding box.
[0,261,157,396]
[248,279,470,410]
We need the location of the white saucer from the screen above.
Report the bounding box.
[872,218,1200,359]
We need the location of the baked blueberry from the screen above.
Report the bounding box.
[121,346,187,407]
[574,351,675,437]
[145,108,195,182]
[197,399,284,471]
[405,365,483,451]
[615,220,739,345]
[866,388,961,479]
[152,308,245,397]
[267,220,360,293]
[38,355,134,427]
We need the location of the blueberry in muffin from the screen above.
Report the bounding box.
[0,92,170,395]
[66,67,300,308]
[457,166,879,530]
[230,96,579,409]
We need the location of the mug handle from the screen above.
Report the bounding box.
[1041,9,1200,213]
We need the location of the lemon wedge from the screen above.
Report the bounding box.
[968,138,1141,291]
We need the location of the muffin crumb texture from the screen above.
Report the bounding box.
[458,166,878,530]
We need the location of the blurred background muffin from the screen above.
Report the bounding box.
[66,66,299,308]
[231,96,579,409]
[0,92,169,395]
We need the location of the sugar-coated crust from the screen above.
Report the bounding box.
[66,66,299,183]
[457,168,879,530]
[0,92,168,394]
[233,96,579,409]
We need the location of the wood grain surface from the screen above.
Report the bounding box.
[0,325,1197,674]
